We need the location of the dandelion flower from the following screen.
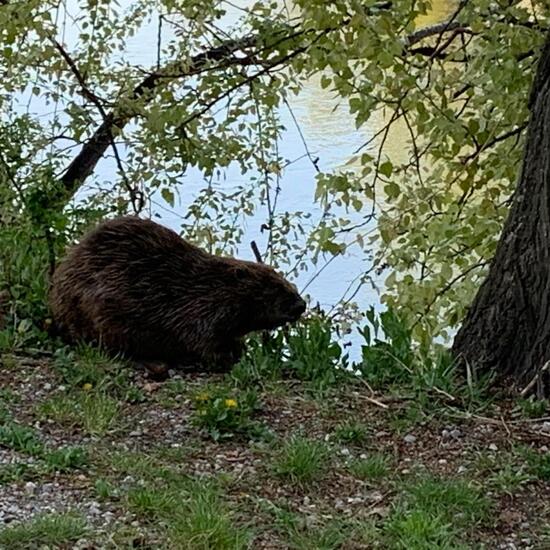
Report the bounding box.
[82,383,93,391]
[225,398,237,408]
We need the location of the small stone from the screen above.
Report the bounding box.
[24,482,37,495]
[129,430,141,437]
[403,434,416,444]
[450,429,462,439]
[43,383,52,391]
[541,421,550,433]
[340,448,351,456]
[489,443,498,451]
[438,459,447,465]
[441,429,450,439]
[457,465,467,474]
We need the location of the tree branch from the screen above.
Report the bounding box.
[58,31,306,200]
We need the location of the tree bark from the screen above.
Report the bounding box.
[452,30,550,397]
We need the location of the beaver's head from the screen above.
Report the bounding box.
[226,261,306,333]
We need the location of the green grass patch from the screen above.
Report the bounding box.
[0,512,87,549]
[126,476,252,549]
[273,435,330,484]
[192,384,266,441]
[42,446,88,473]
[333,419,369,445]
[0,422,43,456]
[37,391,120,436]
[383,475,492,548]
[348,453,391,481]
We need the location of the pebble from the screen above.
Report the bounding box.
[24,482,37,495]
[541,421,550,433]
[403,434,416,444]
[488,443,498,451]
[450,429,462,439]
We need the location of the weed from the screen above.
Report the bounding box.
[388,403,426,434]
[384,510,460,550]
[52,345,139,403]
[333,420,369,445]
[0,463,34,485]
[0,422,43,456]
[229,332,285,388]
[286,316,346,391]
[37,391,120,436]
[95,478,118,500]
[516,397,549,418]
[127,486,177,518]
[79,392,120,435]
[523,448,550,481]
[489,461,532,494]
[193,385,261,441]
[382,474,491,548]
[43,446,88,472]
[348,453,391,481]
[0,512,87,549]
[357,307,414,388]
[125,476,251,549]
[168,480,252,549]
[36,394,80,426]
[273,435,330,484]
[287,520,348,550]
[402,476,491,527]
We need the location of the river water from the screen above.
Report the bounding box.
[133,1,454,313]
[27,0,455,356]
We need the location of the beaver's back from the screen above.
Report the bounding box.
[49,216,209,357]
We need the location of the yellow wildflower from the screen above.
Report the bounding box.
[196,393,210,402]
[82,383,93,391]
[225,399,237,408]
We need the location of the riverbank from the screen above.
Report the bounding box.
[0,347,549,549]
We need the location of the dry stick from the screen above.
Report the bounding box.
[520,359,550,397]
[250,241,263,264]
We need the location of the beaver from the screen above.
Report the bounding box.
[49,216,306,377]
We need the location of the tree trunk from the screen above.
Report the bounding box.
[452,31,550,397]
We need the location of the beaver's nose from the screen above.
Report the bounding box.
[290,298,306,318]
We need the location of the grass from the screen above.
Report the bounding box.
[168,482,252,549]
[333,419,369,445]
[37,391,120,436]
[273,435,330,484]
[348,453,391,481]
[1,314,550,547]
[383,475,491,547]
[0,512,87,549]
[126,477,252,549]
[42,446,89,472]
[385,510,461,550]
[0,423,43,456]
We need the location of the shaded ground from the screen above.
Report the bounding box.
[0,351,549,549]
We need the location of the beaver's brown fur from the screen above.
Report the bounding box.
[49,216,306,373]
